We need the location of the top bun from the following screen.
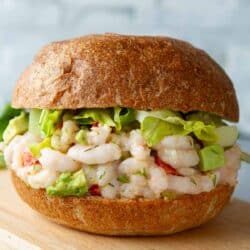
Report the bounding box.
[12,33,239,121]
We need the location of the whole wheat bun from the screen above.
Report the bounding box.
[11,34,238,235]
[12,172,234,235]
[12,33,239,121]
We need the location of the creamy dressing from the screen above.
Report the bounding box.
[4,124,241,199]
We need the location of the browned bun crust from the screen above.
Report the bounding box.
[12,172,234,235]
[12,33,238,121]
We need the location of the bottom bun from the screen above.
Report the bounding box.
[12,172,234,236]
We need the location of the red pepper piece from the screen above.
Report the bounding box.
[89,184,101,196]
[92,121,99,127]
[152,151,180,176]
[55,122,63,130]
[22,152,39,166]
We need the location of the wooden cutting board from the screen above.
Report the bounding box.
[0,170,250,250]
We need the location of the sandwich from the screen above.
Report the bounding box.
[0,33,249,235]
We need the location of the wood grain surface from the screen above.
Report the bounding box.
[0,170,249,250]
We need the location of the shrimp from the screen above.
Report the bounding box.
[67,143,121,165]
[61,120,79,144]
[83,166,98,185]
[101,179,120,199]
[118,157,150,176]
[218,145,241,185]
[110,132,130,152]
[4,133,40,169]
[154,135,194,150]
[87,124,112,146]
[4,135,23,167]
[39,148,80,172]
[154,135,199,169]
[158,149,199,169]
[167,175,213,195]
[27,168,59,189]
[129,129,150,160]
[120,175,154,199]
[15,166,34,184]
[51,120,79,153]
[119,156,154,199]
[96,162,118,187]
[177,167,199,176]
[148,167,169,197]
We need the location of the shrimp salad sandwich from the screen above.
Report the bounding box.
[0,34,249,235]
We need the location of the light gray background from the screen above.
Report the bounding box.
[0,0,249,201]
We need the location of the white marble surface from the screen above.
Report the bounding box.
[0,0,249,201]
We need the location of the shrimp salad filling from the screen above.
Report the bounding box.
[0,107,241,199]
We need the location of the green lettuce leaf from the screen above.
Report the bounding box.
[0,152,6,169]
[141,117,186,146]
[46,169,88,197]
[199,144,225,171]
[3,112,28,144]
[39,110,62,137]
[165,117,217,142]
[74,109,115,127]
[141,116,217,146]
[0,104,22,141]
[114,107,136,130]
[186,111,225,127]
[29,109,42,136]
[29,137,51,157]
[187,121,217,143]
[136,109,181,123]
